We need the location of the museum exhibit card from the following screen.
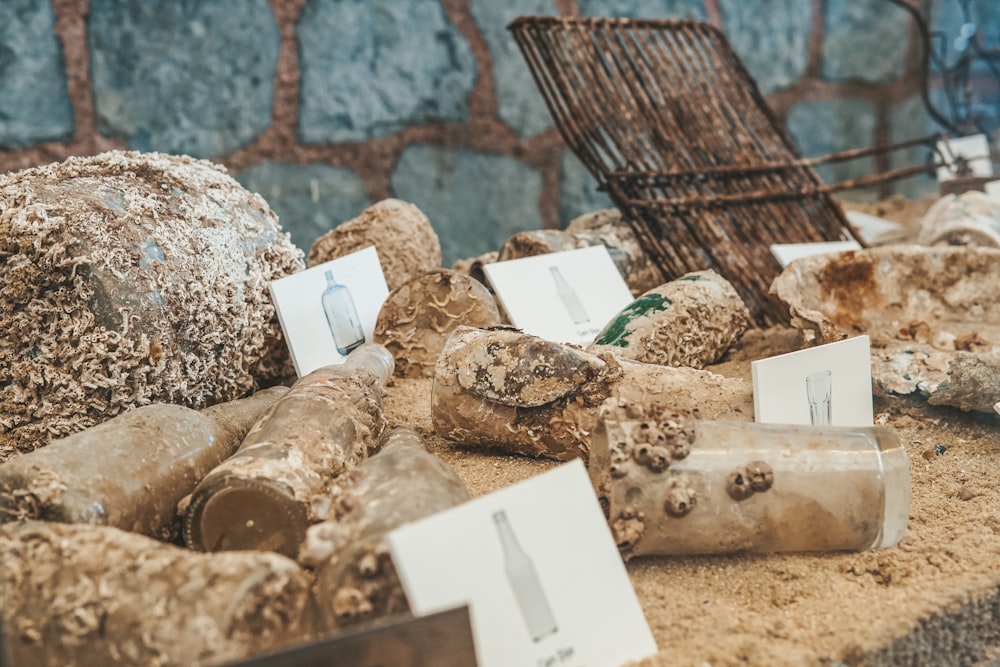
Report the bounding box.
[269,245,389,376]
[482,245,634,345]
[387,460,657,667]
[751,335,874,427]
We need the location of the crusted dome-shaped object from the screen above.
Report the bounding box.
[0,151,305,458]
[308,199,441,291]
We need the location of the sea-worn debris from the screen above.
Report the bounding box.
[0,151,304,458]
[373,269,502,378]
[308,199,441,290]
[589,270,749,367]
[0,388,285,542]
[498,208,664,295]
[591,399,910,559]
[300,428,468,632]
[432,327,751,461]
[184,345,392,557]
[771,245,1000,412]
[0,521,312,667]
[916,191,1000,247]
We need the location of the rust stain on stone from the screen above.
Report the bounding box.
[818,252,881,332]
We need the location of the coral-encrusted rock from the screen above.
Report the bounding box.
[0,151,304,458]
[308,199,442,290]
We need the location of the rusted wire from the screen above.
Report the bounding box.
[509,15,937,326]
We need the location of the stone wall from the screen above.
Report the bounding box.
[0,0,994,264]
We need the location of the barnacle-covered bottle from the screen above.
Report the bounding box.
[0,387,287,541]
[184,344,394,557]
[591,399,910,558]
[301,428,468,631]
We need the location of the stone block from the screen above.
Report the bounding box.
[821,1,909,84]
[298,0,476,143]
[390,145,542,265]
[718,0,810,95]
[469,0,555,138]
[786,98,877,186]
[236,161,371,253]
[0,0,74,148]
[88,0,278,156]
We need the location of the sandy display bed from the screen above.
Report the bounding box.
[383,321,1000,667]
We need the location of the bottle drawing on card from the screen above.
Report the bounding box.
[321,270,365,355]
[493,509,558,642]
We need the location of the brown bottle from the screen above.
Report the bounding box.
[184,344,394,557]
[0,387,286,541]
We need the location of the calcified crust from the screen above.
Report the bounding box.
[300,430,468,631]
[916,191,1000,248]
[431,327,752,461]
[0,387,286,541]
[0,521,312,667]
[588,269,749,368]
[373,270,501,378]
[307,198,441,290]
[184,364,387,555]
[0,151,304,458]
[771,245,1000,412]
[498,208,664,296]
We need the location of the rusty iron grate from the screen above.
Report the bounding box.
[509,15,936,326]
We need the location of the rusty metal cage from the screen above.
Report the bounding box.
[509,16,938,326]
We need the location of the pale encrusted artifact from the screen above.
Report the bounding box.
[300,428,468,631]
[0,521,312,667]
[184,345,392,557]
[588,270,749,367]
[591,399,910,559]
[373,269,502,378]
[431,327,751,460]
[771,245,1000,412]
[308,199,441,290]
[0,387,285,542]
[0,151,304,458]
[916,191,1000,247]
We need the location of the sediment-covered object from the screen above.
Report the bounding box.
[916,191,1000,247]
[771,245,1000,412]
[300,428,468,631]
[307,199,441,290]
[589,270,749,367]
[0,521,312,667]
[591,399,910,559]
[498,209,664,295]
[373,269,502,378]
[0,151,304,459]
[431,327,751,460]
[184,345,393,557]
[0,387,285,542]
[451,250,499,288]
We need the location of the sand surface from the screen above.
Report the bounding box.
[384,324,1000,666]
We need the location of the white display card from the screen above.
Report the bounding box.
[770,240,862,268]
[845,210,908,245]
[482,245,634,344]
[751,335,873,427]
[937,134,993,182]
[386,460,658,667]
[269,246,389,376]
[984,179,1000,201]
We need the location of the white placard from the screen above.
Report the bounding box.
[482,246,634,344]
[770,240,862,268]
[985,179,1000,201]
[937,134,993,182]
[845,210,908,245]
[387,460,658,667]
[751,335,873,427]
[268,246,389,376]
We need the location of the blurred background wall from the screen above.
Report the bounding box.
[0,0,996,264]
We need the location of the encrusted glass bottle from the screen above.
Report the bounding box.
[322,270,365,355]
[184,344,394,557]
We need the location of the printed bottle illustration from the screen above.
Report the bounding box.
[549,265,590,325]
[493,509,558,642]
[321,270,365,356]
[806,370,833,426]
